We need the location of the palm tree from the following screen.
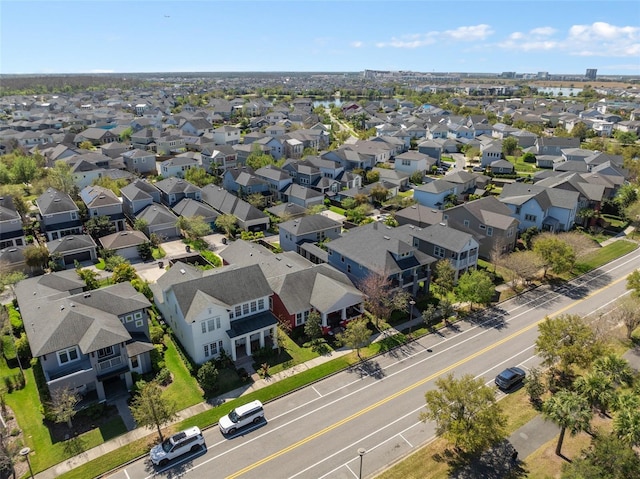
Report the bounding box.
[592,354,634,387]
[574,371,616,416]
[613,406,640,447]
[542,390,592,457]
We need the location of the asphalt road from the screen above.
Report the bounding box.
[105,247,640,479]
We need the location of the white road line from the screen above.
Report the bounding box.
[312,385,322,397]
[400,433,413,448]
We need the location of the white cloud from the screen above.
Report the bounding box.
[499,22,639,58]
[375,24,493,48]
[351,41,363,48]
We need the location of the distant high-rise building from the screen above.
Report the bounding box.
[501,71,516,79]
[537,71,549,79]
[585,69,597,80]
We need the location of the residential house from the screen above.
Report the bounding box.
[417,140,442,162]
[0,195,25,249]
[255,165,293,201]
[326,222,435,296]
[410,222,479,281]
[533,172,605,223]
[480,141,503,167]
[372,167,409,191]
[212,125,241,145]
[74,127,119,146]
[179,118,213,136]
[135,203,180,240]
[283,184,325,208]
[172,198,218,230]
[150,262,277,364]
[413,180,458,210]
[443,196,519,259]
[394,151,436,176]
[394,204,444,228]
[282,159,322,187]
[16,276,154,402]
[121,148,157,176]
[155,134,186,156]
[266,202,307,221]
[155,177,202,208]
[536,137,580,156]
[36,188,83,241]
[278,214,342,253]
[120,179,162,220]
[201,144,238,174]
[157,155,198,178]
[0,246,28,275]
[80,185,126,232]
[200,185,270,232]
[46,234,98,267]
[489,159,515,175]
[499,183,579,233]
[99,230,149,261]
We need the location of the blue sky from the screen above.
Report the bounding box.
[1,0,639,75]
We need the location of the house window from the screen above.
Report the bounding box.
[347,264,351,273]
[235,305,241,317]
[479,224,486,230]
[463,220,470,227]
[208,319,215,332]
[97,346,113,359]
[135,319,144,327]
[433,246,445,258]
[242,303,249,315]
[134,312,142,320]
[131,356,139,368]
[70,212,78,220]
[295,312,304,326]
[507,228,514,237]
[216,317,221,329]
[250,301,257,312]
[486,227,493,236]
[125,314,134,323]
[57,346,80,366]
[525,214,537,222]
[258,299,265,310]
[201,322,207,334]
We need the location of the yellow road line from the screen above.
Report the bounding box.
[226,275,627,479]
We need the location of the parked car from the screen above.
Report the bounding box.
[472,166,485,172]
[219,400,265,435]
[150,426,205,466]
[495,367,526,391]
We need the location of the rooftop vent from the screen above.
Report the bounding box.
[180,268,186,274]
[84,292,91,298]
[383,235,390,240]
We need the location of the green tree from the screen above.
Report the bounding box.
[613,403,640,447]
[410,171,424,185]
[0,270,26,291]
[525,367,546,409]
[184,167,214,187]
[613,130,638,145]
[112,262,138,283]
[522,151,536,164]
[176,215,212,241]
[422,304,438,327]
[592,354,634,387]
[543,390,592,456]
[520,226,539,250]
[47,160,76,195]
[336,318,371,359]
[535,314,604,376]
[47,385,80,428]
[129,380,178,442]
[22,244,49,271]
[137,242,153,262]
[611,294,640,339]
[502,137,519,156]
[358,273,410,327]
[196,361,219,397]
[533,235,576,277]
[79,140,96,150]
[119,127,133,142]
[10,155,38,183]
[246,193,266,210]
[76,267,100,290]
[455,269,495,310]
[369,184,388,204]
[570,122,589,141]
[304,310,323,340]
[626,269,640,297]
[85,215,115,240]
[246,144,275,170]
[561,433,640,479]
[432,260,456,297]
[614,183,638,211]
[365,170,380,184]
[420,373,507,454]
[215,214,237,238]
[574,371,616,416]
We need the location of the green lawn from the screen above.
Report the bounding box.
[329,205,346,215]
[397,190,414,198]
[508,155,538,173]
[161,337,203,410]
[572,240,638,275]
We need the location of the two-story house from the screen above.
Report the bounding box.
[278,214,342,253]
[254,165,294,201]
[444,196,519,259]
[212,125,241,145]
[326,222,435,296]
[36,188,83,241]
[157,155,198,178]
[121,148,157,176]
[155,177,203,208]
[499,183,579,233]
[80,185,126,233]
[200,185,270,232]
[0,195,25,249]
[151,262,277,364]
[413,180,458,210]
[16,275,154,402]
[409,222,479,281]
[394,151,436,176]
[201,144,238,174]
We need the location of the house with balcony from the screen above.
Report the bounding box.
[409,222,479,281]
[80,185,126,233]
[0,195,25,249]
[201,144,238,174]
[443,196,519,259]
[219,240,365,335]
[255,165,293,201]
[36,188,83,241]
[151,261,277,364]
[326,222,435,296]
[16,276,154,402]
[499,183,579,233]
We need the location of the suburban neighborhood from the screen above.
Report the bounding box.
[1,68,640,479]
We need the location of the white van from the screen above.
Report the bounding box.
[150,426,205,466]
[219,400,265,435]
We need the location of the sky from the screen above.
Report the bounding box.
[1,0,639,75]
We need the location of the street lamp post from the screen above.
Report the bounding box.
[408,299,416,334]
[358,448,366,479]
[19,447,34,479]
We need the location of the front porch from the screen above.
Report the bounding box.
[227,311,278,362]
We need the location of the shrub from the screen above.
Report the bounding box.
[155,367,172,386]
[150,344,165,373]
[149,325,165,345]
[83,402,106,420]
[15,333,31,360]
[7,306,23,335]
[196,361,219,396]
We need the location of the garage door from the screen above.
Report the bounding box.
[64,251,92,265]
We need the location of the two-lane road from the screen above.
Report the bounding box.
[106,247,639,479]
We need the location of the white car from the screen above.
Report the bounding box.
[150,426,205,466]
[219,400,265,435]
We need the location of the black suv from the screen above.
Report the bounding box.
[495,367,526,390]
